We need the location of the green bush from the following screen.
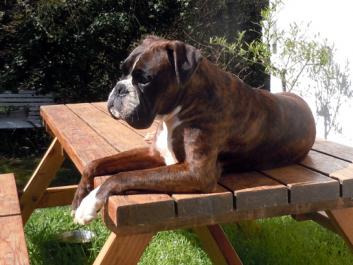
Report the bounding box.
[0,0,189,102]
[1,0,269,103]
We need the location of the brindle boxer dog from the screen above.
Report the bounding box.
[72,36,316,224]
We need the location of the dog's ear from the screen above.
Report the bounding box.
[166,41,202,86]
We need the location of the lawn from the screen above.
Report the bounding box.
[2,156,353,265]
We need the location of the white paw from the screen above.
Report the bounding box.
[74,187,103,225]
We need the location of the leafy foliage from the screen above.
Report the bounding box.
[209,0,353,139]
[0,0,189,102]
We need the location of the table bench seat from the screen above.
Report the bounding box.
[0,173,30,265]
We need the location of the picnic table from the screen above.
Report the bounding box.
[19,102,353,265]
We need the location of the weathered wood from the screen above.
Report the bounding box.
[301,151,353,198]
[263,165,340,204]
[94,176,176,227]
[292,212,338,234]
[92,232,153,265]
[172,185,233,218]
[20,138,65,223]
[0,215,30,265]
[41,105,117,173]
[91,102,159,138]
[193,225,243,265]
[67,103,147,151]
[326,207,353,252]
[301,150,351,175]
[104,197,353,236]
[313,139,353,162]
[330,165,353,198]
[0,173,21,216]
[219,172,288,210]
[36,185,77,208]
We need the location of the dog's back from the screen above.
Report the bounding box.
[219,82,316,171]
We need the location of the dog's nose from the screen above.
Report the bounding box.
[114,83,128,96]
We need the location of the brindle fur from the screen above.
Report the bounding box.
[71,36,316,211]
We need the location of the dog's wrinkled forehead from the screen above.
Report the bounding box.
[121,36,168,76]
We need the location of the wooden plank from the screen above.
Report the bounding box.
[263,165,340,204]
[300,151,353,197]
[41,104,117,173]
[91,102,159,138]
[0,173,21,216]
[313,139,353,162]
[93,232,153,265]
[94,176,176,227]
[107,194,176,227]
[326,207,353,252]
[20,138,65,223]
[36,185,77,208]
[0,215,30,265]
[105,197,353,236]
[330,165,353,198]
[301,150,351,175]
[67,103,147,152]
[193,225,243,265]
[219,172,288,211]
[292,212,339,234]
[172,185,233,218]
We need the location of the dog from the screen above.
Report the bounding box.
[72,36,316,224]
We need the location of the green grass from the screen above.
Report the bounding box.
[2,156,353,264]
[24,208,353,265]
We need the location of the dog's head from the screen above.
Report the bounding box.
[107,36,202,129]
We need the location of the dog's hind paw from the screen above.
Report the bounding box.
[73,187,103,225]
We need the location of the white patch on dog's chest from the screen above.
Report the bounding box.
[155,106,182,166]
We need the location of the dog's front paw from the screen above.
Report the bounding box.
[73,187,103,225]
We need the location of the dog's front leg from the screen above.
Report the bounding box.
[74,161,220,225]
[72,147,164,212]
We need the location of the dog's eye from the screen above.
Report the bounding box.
[132,69,151,85]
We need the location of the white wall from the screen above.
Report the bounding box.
[271,0,353,146]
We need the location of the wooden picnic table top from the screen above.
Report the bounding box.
[41,102,353,235]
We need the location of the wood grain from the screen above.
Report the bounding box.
[92,232,153,265]
[95,176,176,227]
[91,102,159,138]
[0,215,30,265]
[313,139,353,162]
[300,150,353,198]
[326,207,353,252]
[0,173,21,217]
[263,165,340,204]
[219,172,288,211]
[67,103,147,151]
[36,185,77,208]
[193,225,243,265]
[104,197,353,236]
[172,185,233,218]
[301,150,351,175]
[41,104,117,172]
[330,165,353,198]
[20,138,64,223]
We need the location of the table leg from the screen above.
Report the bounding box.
[20,137,65,224]
[93,232,154,265]
[326,208,353,252]
[193,225,243,265]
